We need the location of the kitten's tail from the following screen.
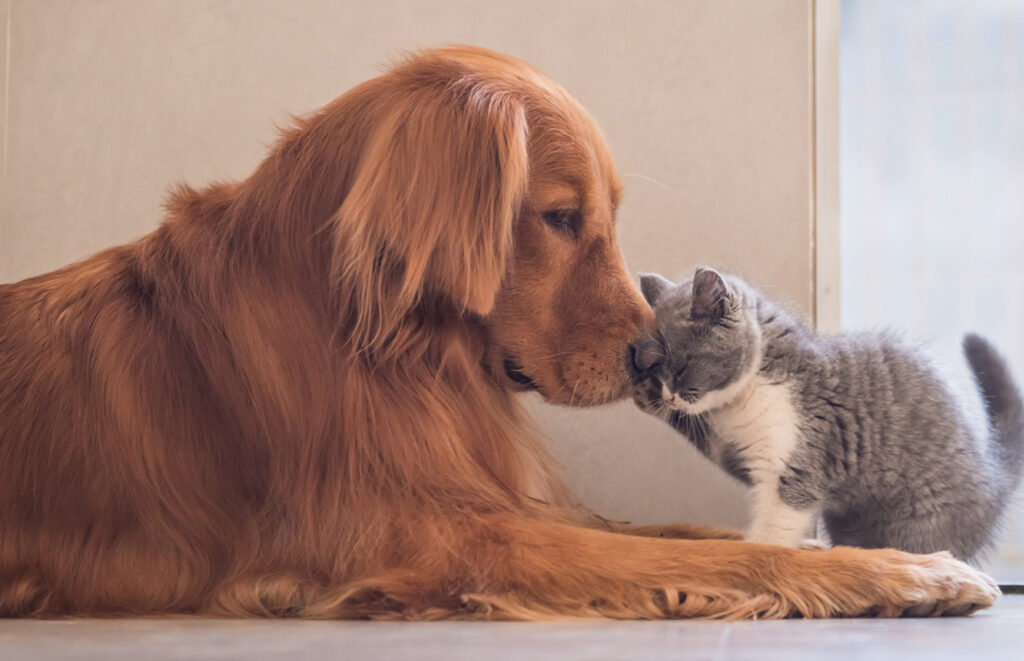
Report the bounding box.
[963,333,1024,501]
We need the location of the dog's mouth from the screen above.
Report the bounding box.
[503,358,538,390]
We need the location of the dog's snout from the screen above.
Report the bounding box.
[628,339,665,379]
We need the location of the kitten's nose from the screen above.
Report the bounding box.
[628,338,665,378]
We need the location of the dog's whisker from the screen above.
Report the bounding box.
[531,350,582,362]
[622,172,672,192]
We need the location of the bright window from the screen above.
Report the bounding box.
[841,0,1024,580]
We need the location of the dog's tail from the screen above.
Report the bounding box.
[964,333,1024,506]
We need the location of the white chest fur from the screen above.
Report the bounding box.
[707,375,801,476]
[707,375,814,546]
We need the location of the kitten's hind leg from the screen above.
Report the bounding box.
[746,479,818,548]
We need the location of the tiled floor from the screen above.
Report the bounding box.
[1,596,1022,661]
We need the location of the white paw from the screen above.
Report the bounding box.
[798,538,830,552]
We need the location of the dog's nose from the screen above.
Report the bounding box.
[628,339,665,376]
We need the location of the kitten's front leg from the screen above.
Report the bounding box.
[745,478,818,548]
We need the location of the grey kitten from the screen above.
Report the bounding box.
[632,267,1024,560]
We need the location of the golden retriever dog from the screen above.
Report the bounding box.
[0,46,999,618]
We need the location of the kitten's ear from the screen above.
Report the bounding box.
[690,267,732,322]
[640,273,674,307]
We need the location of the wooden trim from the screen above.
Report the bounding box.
[813,0,840,332]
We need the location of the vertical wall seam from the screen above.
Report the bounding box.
[811,0,840,333]
[810,0,818,327]
[1,0,10,281]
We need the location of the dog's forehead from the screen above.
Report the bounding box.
[528,180,579,210]
[526,170,619,222]
[525,105,620,211]
[592,130,623,209]
[584,125,622,210]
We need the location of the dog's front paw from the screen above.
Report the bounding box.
[807,547,1001,618]
[893,551,1001,617]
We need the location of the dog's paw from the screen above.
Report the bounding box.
[841,548,1001,617]
[786,546,1001,618]
[892,551,1001,617]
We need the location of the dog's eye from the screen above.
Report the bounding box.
[542,209,581,238]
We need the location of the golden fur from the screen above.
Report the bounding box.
[0,46,999,618]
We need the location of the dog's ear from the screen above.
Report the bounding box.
[331,59,528,352]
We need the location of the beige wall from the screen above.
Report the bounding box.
[0,0,836,530]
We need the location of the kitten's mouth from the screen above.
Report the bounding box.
[634,377,711,415]
[663,389,704,414]
[503,358,538,390]
[669,397,715,416]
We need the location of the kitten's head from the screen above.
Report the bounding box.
[633,267,762,415]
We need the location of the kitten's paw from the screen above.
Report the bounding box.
[798,538,830,552]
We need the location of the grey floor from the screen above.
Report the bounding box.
[1,595,1022,661]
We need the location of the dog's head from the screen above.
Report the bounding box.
[319,46,655,406]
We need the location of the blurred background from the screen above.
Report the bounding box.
[841,0,1024,580]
